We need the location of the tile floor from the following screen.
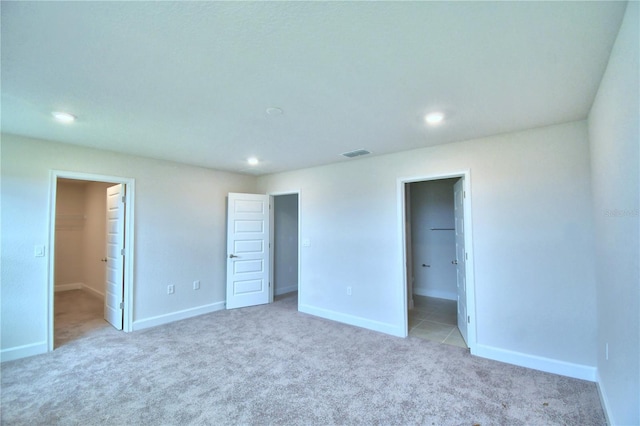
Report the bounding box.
[408,295,467,348]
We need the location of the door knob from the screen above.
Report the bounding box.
[451,260,458,265]
[101,258,107,262]
[229,254,239,258]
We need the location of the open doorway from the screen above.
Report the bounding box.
[54,179,115,347]
[225,191,300,310]
[400,173,475,350]
[48,171,135,352]
[272,193,300,306]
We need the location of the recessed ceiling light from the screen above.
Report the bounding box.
[425,112,445,126]
[266,107,283,116]
[52,111,76,123]
[341,149,371,158]
[247,157,259,166]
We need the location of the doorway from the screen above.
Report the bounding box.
[272,193,300,303]
[48,171,135,352]
[225,191,300,310]
[400,172,475,350]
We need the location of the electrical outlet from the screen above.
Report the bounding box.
[167,285,175,295]
[193,280,200,290]
[346,286,352,296]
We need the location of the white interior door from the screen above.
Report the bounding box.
[105,184,125,330]
[454,179,468,344]
[226,193,270,309]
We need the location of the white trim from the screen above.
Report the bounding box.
[1,341,47,363]
[82,284,105,300]
[53,283,104,299]
[268,190,302,197]
[55,282,83,292]
[300,304,404,338]
[412,287,456,301]
[48,170,136,354]
[132,302,225,331]
[397,170,477,349]
[269,195,275,304]
[268,190,302,310]
[596,371,614,426]
[473,344,597,382]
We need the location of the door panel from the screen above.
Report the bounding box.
[234,240,264,253]
[454,179,468,344]
[233,259,264,274]
[104,184,125,330]
[234,279,263,294]
[226,193,270,309]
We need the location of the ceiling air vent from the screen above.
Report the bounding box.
[341,149,371,159]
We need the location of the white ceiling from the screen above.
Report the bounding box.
[1,1,627,175]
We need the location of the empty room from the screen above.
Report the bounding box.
[1,1,638,425]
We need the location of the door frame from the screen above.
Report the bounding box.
[47,170,136,351]
[398,170,477,351]
[268,190,301,307]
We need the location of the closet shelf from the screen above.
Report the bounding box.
[56,214,86,220]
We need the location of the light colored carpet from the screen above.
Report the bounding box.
[1,291,605,425]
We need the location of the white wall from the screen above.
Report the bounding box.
[2,123,600,380]
[274,194,299,296]
[588,2,639,424]
[258,120,597,379]
[410,179,457,300]
[0,134,257,361]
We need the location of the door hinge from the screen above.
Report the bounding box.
[465,252,468,260]
[119,302,124,309]
[467,315,470,324]
[121,248,125,256]
[463,191,466,199]
[122,195,126,203]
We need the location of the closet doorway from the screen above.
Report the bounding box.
[400,172,475,350]
[271,193,300,304]
[48,172,135,352]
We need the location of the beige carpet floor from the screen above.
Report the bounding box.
[1,290,605,425]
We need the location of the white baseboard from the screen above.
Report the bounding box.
[596,371,614,426]
[299,304,404,338]
[132,301,226,331]
[473,343,597,382]
[1,341,47,363]
[413,287,456,301]
[55,282,83,292]
[81,284,105,299]
[275,284,298,296]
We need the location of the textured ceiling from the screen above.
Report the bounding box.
[0,1,627,175]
